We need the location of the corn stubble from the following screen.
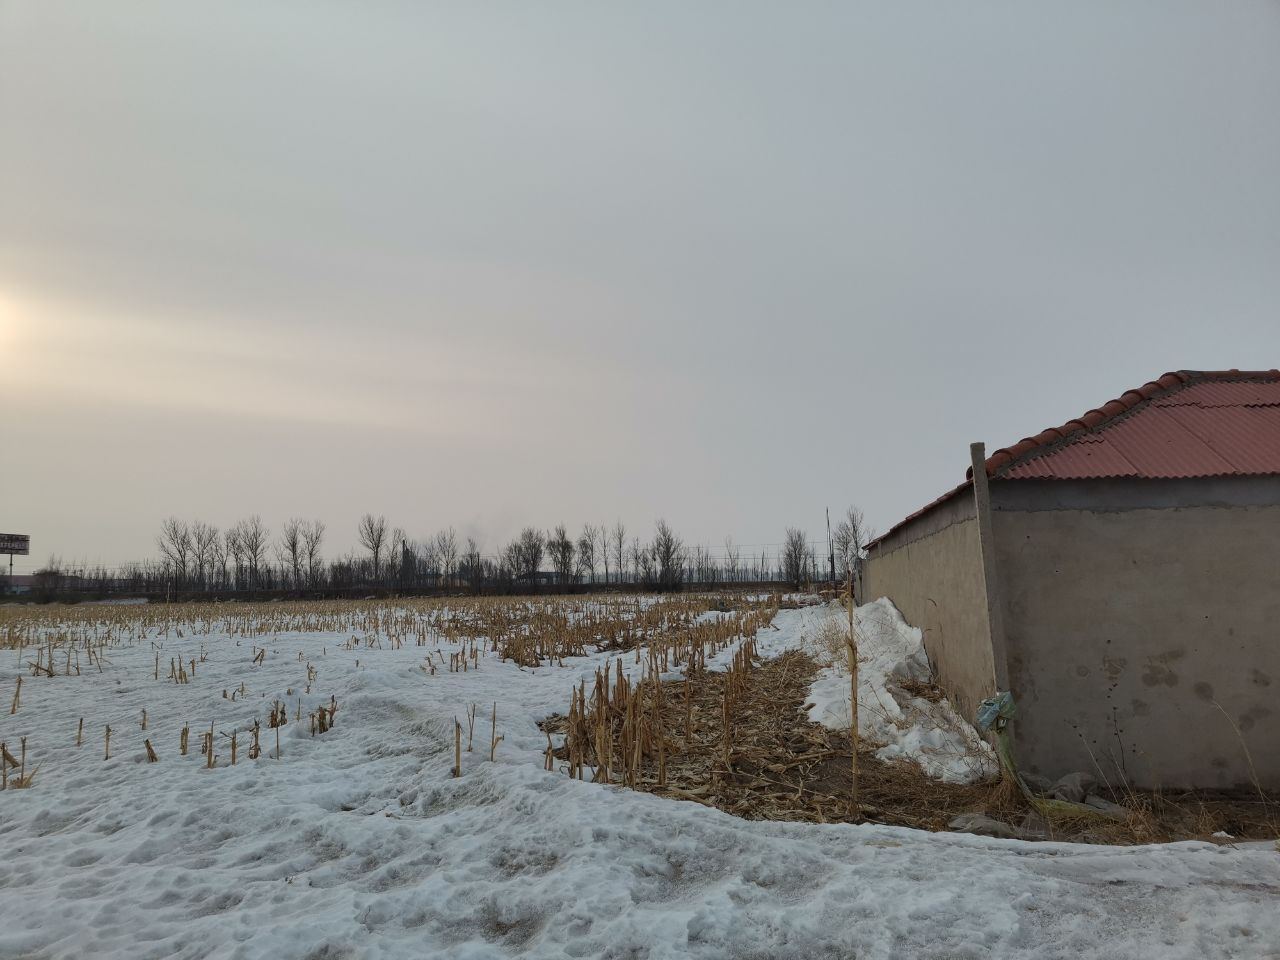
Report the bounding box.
[0,592,771,791]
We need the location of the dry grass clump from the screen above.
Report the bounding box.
[810,616,849,665]
[895,676,945,703]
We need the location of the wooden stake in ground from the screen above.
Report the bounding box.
[145,739,158,762]
[846,566,860,817]
[104,724,112,761]
[10,676,21,714]
[76,717,83,747]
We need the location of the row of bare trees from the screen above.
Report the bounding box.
[27,508,872,600]
[157,516,325,591]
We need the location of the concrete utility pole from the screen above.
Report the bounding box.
[970,443,1010,692]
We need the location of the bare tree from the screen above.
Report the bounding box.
[278,518,305,589]
[629,536,644,583]
[358,513,388,580]
[209,526,229,589]
[634,540,655,587]
[501,540,523,584]
[301,520,325,587]
[596,524,610,585]
[578,524,598,584]
[190,521,219,589]
[782,527,809,589]
[417,538,440,584]
[435,527,458,588]
[833,506,868,579]
[692,543,713,585]
[651,520,685,591]
[724,535,740,583]
[225,526,244,589]
[612,521,627,585]
[462,536,483,591]
[383,525,406,584]
[157,517,192,586]
[547,524,575,585]
[516,527,545,584]
[237,516,270,589]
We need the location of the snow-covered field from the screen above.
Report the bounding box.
[1,601,1277,959]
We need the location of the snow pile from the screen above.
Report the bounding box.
[804,598,999,783]
[0,604,1276,959]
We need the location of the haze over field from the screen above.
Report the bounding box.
[3,2,1280,571]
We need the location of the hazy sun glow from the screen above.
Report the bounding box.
[0,292,20,357]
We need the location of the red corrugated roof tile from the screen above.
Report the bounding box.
[868,369,1280,548]
[990,371,1280,480]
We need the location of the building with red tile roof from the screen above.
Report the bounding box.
[863,370,1280,790]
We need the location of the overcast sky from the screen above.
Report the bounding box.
[3,2,1279,573]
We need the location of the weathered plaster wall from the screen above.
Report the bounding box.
[863,491,998,727]
[992,478,1280,790]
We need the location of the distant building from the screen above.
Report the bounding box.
[864,370,1280,790]
[4,575,36,596]
[2,572,92,597]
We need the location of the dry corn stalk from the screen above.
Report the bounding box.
[453,719,462,777]
[846,568,859,816]
[490,702,503,761]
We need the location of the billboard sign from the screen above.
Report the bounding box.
[0,534,30,556]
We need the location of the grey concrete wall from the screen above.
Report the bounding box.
[992,477,1280,790]
[863,490,998,726]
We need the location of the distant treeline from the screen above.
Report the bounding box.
[6,509,870,603]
